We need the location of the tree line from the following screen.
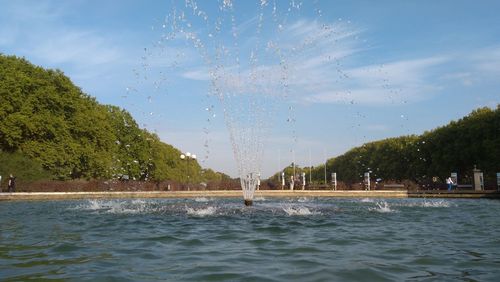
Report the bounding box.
[270,106,499,187]
[2,54,498,187]
[0,54,228,183]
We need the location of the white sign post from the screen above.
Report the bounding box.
[364,172,370,191]
[473,167,483,191]
[497,173,500,191]
[451,172,458,187]
[331,172,337,191]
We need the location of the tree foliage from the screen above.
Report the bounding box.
[270,106,500,186]
[315,106,500,184]
[0,54,212,182]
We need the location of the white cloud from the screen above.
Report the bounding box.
[441,72,474,86]
[182,67,211,81]
[172,17,453,107]
[470,45,500,75]
[0,0,65,23]
[437,46,500,88]
[303,56,448,105]
[30,31,121,66]
[0,1,124,71]
[297,43,500,108]
[177,19,362,101]
[172,14,500,108]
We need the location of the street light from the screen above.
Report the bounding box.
[180,152,196,191]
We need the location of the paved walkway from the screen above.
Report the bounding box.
[0,190,405,200]
[1,190,498,201]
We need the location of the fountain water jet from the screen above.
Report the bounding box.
[145,0,358,205]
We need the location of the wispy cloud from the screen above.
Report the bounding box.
[182,68,211,81]
[469,45,500,75]
[30,31,121,66]
[172,17,452,106]
[441,72,474,86]
[437,45,500,87]
[173,14,500,108]
[305,56,448,105]
[0,1,123,71]
[177,19,361,98]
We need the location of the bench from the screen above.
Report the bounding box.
[457,184,473,189]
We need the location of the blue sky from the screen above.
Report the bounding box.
[1,0,499,178]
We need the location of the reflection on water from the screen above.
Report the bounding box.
[1,198,500,281]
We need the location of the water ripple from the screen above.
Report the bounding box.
[0,198,499,281]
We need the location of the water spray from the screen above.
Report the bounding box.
[145,0,358,205]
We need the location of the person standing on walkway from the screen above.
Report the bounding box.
[8,174,16,192]
[446,177,453,191]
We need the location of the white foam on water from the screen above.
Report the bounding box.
[70,199,108,211]
[85,199,103,210]
[421,200,452,208]
[282,206,320,216]
[360,198,374,203]
[369,201,396,213]
[194,197,210,202]
[107,201,149,214]
[397,200,453,208]
[253,196,266,201]
[186,206,217,217]
[131,199,147,205]
[105,200,155,214]
[71,199,160,214]
[297,197,310,203]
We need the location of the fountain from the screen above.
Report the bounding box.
[147,0,356,205]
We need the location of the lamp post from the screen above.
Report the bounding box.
[323,149,327,185]
[180,152,196,191]
[309,149,312,186]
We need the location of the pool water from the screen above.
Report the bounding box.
[1,197,499,281]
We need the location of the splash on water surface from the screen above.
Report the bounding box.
[282,205,320,216]
[186,206,217,216]
[369,201,396,213]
